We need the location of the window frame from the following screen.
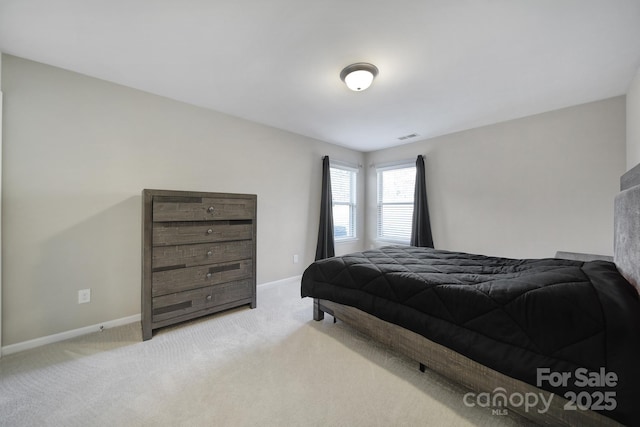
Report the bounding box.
[376,161,416,244]
[330,161,358,242]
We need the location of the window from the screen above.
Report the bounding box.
[377,163,416,243]
[330,163,357,240]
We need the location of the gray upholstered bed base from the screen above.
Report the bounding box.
[615,163,640,295]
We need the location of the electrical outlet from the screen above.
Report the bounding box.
[293,254,299,264]
[78,289,91,304]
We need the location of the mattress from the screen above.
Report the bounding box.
[301,246,640,425]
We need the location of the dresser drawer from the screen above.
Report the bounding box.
[152,240,253,270]
[152,221,253,246]
[152,259,252,297]
[152,279,253,323]
[153,197,255,222]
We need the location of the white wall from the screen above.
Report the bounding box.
[628,67,640,170]
[1,55,364,346]
[365,97,626,259]
[0,53,3,356]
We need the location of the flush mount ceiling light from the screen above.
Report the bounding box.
[340,62,379,91]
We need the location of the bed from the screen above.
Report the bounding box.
[301,165,640,426]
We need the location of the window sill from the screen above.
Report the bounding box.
[335,237,359,244]
[375,239,410,246]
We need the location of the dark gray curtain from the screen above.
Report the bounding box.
[410,155,434,248]
[315,156,335,260]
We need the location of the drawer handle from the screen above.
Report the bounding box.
[206,295,212,301]
[206,273,212,279]
[207,251,213,257]
[207,229,213,234]
[208,206,215,213]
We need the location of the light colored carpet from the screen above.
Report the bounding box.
[0,278,531,426]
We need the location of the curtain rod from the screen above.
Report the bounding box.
[369,156,423,169]
[323,156,362,169]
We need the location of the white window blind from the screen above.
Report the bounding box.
[377,163,416,243]
[330,164,357,240]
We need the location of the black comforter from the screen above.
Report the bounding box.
[301,246,640,425]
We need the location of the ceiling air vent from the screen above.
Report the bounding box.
[397,133,419,141]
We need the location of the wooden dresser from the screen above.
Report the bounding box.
[142,189,257,340]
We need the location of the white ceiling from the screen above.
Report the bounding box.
[1,0,640,152]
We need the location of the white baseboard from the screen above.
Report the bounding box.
[257,275,302,289]
[1,314,141,356]
[1,275,302,357]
